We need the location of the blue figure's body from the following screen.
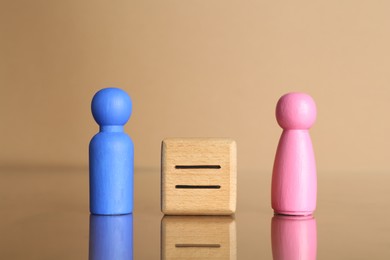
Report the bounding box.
[89,88,134,215]
[89,214,133,260]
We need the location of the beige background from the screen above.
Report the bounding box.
[0,0,389,173]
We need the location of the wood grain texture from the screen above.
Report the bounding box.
[161,216,236,260]
[161,138,237,215]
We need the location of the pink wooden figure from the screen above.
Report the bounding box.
[271,92,317,216]
[271,215,317,260]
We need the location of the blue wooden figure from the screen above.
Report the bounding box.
[89,214,133,260]
[89,87,134,215]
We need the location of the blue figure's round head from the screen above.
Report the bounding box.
[91,88,132,126]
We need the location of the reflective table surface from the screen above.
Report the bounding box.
[0,167,389,259]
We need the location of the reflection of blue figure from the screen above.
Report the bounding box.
[89,214,133,260]
[89,88,134,215]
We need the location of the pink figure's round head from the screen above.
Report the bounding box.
[276,92,317,130]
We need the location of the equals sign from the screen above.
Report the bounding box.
[175,165,222,189]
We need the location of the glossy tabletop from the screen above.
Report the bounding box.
[0,167,389,259]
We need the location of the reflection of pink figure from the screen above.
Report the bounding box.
[271,215,317,260]
[272,93,317,215]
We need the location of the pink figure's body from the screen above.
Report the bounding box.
[271,215,317,260]
[272,92,317,215]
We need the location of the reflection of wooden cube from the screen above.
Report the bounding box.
[161,216,236,260]
[161,138,237,215]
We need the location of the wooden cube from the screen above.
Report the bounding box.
[161,216,237,260]
[161,138,237,215]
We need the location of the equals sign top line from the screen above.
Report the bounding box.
[175,165,221,169]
